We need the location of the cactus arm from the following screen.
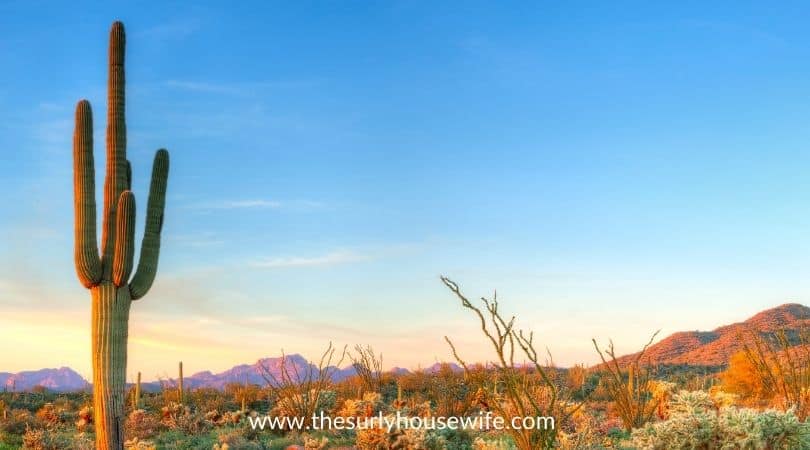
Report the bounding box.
[112,191,136,286]
[73,100,102,288]
[129,149,169,300]
[125,159,132,190]
[101,21,127,277]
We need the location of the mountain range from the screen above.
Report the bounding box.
[1,367,88,392]
[1,355,456,392]
[614,303,810,366]
[4,303,808,391]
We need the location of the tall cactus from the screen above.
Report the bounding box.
[178,361,184,404]
[73,21,170,450]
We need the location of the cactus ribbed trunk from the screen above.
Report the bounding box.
[178,361,184,404]
[91,282,131,448]
[134,371,141,410]
[72,21,170,450]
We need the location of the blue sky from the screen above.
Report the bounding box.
[2,1,810,379]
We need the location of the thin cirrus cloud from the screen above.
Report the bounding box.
[187,199,282,210]
[185,199,324,212]
[133,19,201,41]
[165,79,321,96]
[251,250,368,269]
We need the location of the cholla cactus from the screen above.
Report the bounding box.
[355,423,430,450]
[472,437,513,450]
[72,21,170,450]
[271,389,337,428]
[34,403,60,428]
[303,435,330,450]
[76,406,93,432]
[648,380,677,420]
[123,437,157,450]
[336,391,385,418]
[631,390,810,449]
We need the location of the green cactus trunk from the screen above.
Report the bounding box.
[72,21,170,450]
[91,283,131,447]
[133,371,141,410]
[178,361,184,404]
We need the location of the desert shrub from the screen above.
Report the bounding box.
[212,427,263,449]
[152,429,216,449]
[21,428,92,450]
[33,404,59,429]
[225,382,263,412]
[721,350,771,405]
[302,434,329,449]
[336,392,387,419]
[156,401,211,435]
[424,427,474,450]
[565,364,599,402]
[442,277,583,450]
[350,345,385,396]
[648,380,677,420]
[592,331,661,432]
[124,437,157,450]
[261,343,346,430]
[160,401,188,428]
[631,390,810,449]
[354,418,429,450]
[1,409,39,436]
[271,388,337,430]
[190,387,233,414]
[264,435,296,450]
[471,436,515,450]
[125,409,163,441]
[556,403,610,449]
[75,405,93,433]
[426,363,479,418]
[739,328,810,419]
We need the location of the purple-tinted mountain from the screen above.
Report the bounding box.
[1,367,88,392]
[2,356,463,392]
[422,362,464,374]
[142,354,363,391]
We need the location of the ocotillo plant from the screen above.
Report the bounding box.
[73,21,170,450]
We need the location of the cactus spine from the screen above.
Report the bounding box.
[73,21,170,450]
[178,362,184,404]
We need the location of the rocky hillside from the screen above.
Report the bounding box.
[614,303,810,366]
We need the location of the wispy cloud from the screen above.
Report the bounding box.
[251,250,368,269]
[134,19,200,41]
[169,231,225,248]
[185,199,325,212]
[165,79,321,96]
[188,199,282,210]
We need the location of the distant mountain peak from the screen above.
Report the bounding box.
[611,302,810,367]
[1,367,87,392]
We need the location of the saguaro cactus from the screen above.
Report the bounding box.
[73,21,170,450]
[178,361,184,404]
[132,372,141,410]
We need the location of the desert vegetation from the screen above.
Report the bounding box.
[2,280,810,449]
